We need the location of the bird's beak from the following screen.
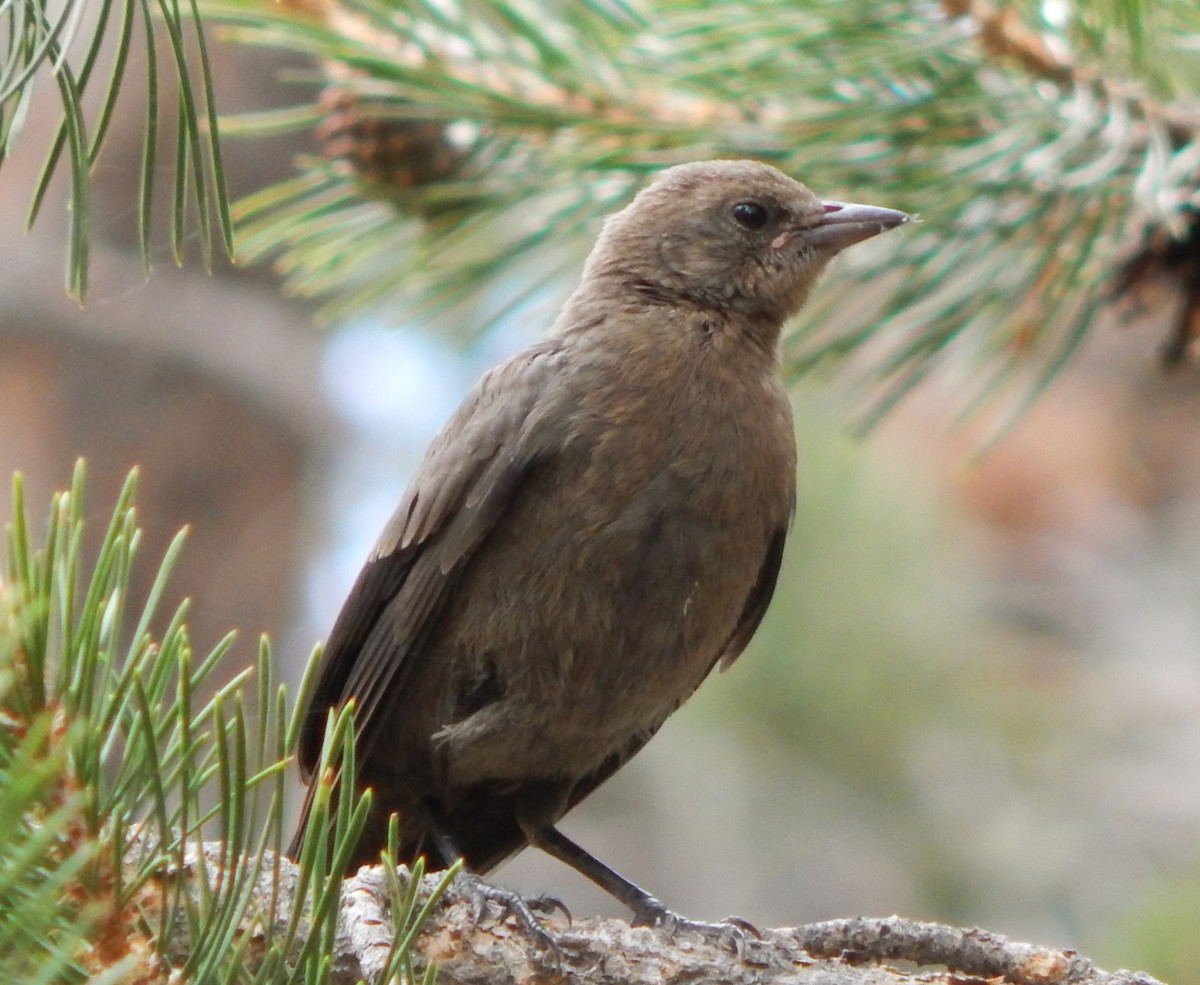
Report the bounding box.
[806,201,910,252]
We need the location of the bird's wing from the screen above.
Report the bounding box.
[296,339,569,779]
[716,521,790,670]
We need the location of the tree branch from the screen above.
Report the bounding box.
[153,844,1168,985]
[940,0,1195,144]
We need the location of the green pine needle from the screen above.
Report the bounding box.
[0,463,436,983]
[1,0,233,298]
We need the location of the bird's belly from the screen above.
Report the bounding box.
[429,474,773,787]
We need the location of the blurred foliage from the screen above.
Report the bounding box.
[1114,865,1200,985]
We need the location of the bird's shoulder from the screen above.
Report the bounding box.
[372,336,576,558]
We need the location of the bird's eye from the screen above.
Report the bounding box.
[731,201,769,230]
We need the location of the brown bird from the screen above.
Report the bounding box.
[291,159,908,928]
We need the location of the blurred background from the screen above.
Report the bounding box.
[3,1,1200,982]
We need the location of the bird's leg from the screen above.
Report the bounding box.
[523,821,758,947]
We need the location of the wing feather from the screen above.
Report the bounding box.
[717,522,789,669]
[296,340,567,778]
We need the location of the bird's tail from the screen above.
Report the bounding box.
[288,772,433,875]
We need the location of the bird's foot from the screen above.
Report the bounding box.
[452,871,566,965]
[526,892,573,926]
[632,899,761,956]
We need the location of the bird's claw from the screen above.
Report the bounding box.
[722,914,763,939]
[526,892,573,926]
[453,872,565,969]
[632,900,760,958]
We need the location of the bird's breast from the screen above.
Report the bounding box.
[528,359,787,671]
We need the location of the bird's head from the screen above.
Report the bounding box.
[587,159,909,329]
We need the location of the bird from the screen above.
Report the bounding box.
[290,159,909,929]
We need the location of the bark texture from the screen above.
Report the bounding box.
[159,845,1167,985]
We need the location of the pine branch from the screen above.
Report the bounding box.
[0,0,233,299]
[4,0,1198,419]
[0,464,433,984]
[208,0,1200,424]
